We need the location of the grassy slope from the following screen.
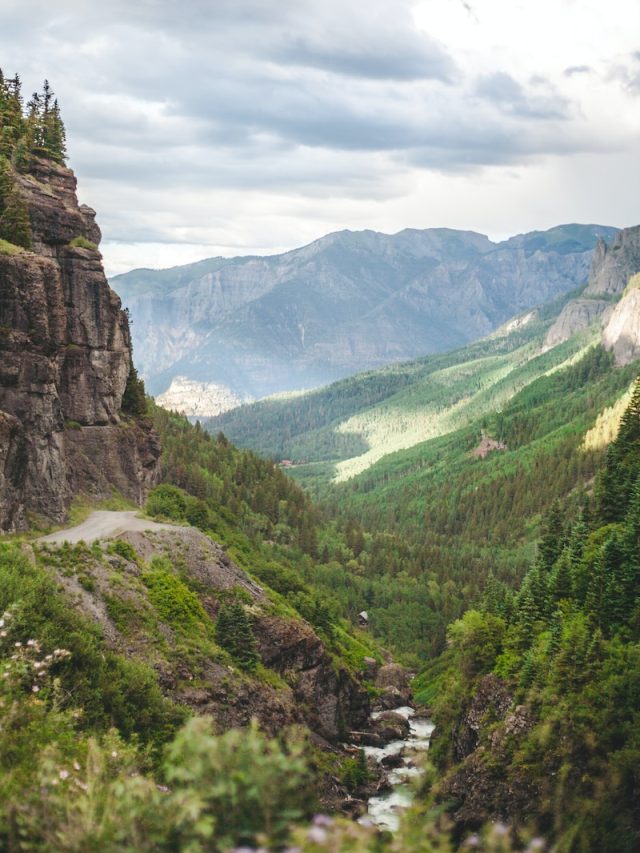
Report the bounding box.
[207,291,592,490]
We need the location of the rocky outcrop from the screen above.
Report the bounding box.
[372,662,413,710]
[257,614,369,740]
[543,225,640,350]
[0,158,159,530]
[544,297,613,348]
[39,523,370,742]
[435,674,537,829]
[602,276,640,365]
[585,227,640,296]
[156,376,247,419]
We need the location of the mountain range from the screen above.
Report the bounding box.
[112,223,617,410]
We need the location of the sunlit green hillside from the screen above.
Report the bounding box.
[208,292,596,488]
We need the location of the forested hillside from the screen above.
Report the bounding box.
[207,293,588,482]
[413,374,640,851]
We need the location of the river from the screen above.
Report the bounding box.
[361,707,435,832]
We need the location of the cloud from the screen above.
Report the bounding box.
[564,65,592,76]
[0,0,637,274]
[474,72,569,119]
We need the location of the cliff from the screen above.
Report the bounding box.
[0,158,159,531]
[585,226,640,296]
[602,274,640,364]
[545,225,640,349]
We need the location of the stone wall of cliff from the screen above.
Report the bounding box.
[544,225,640,349]
[0,157,159,530]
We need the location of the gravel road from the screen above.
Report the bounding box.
[37,511,176,545]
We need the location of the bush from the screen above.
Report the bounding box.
[164,717,312,849]
[68,235,98,250]
[142,556,209,635]
[145,485,187,521]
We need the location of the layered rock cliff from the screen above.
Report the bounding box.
[0,158,159,531]
[545,225,640,349]
[602,273,640,365]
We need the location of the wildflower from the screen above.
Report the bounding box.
[313,815,334,828]
[26,639,36,647]
[111,750,118,758]
[306,827,328,844]
[73,761,81,771]
[0,631,6,638]
[32,685,39,693]
[14,642,21,648]
[59,769,69,780]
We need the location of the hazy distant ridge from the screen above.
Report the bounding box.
[113,223,617,400]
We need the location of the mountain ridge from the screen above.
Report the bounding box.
[113,222,617,406]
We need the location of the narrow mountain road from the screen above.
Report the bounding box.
[37,511,176,545]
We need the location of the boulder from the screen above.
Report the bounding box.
[372,711,411,744]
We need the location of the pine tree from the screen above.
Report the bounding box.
[215,601,259,672]
[538,500,565,571]
[0,181,31,248]
[121,364,147,417]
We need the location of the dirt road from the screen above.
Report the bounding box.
[37,511,176,545]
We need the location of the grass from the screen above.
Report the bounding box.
[68,236,98,250]
[0,237,25,255]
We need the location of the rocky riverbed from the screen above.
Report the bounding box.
[361,707,435,832]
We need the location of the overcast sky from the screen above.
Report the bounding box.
[1,0,639,275]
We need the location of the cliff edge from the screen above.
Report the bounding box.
[0,157,159,530]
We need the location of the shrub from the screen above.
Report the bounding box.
[164,717,312,849]
[68,236,98,250]
[145,485,187,522]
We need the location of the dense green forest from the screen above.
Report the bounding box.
[206,291,583,476]
[223,344,635,663]
[412,373,640,851]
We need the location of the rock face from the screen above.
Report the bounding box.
[156,376,247,419]
[602,279,640,365]
[544,225,640,349]
[0,158,159,530]
[585,227,640,296]
[436,674,537,828]
[113,223,616,400]
[544,298,613,348]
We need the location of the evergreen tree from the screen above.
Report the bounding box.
[121,364,147,417]
[538,499,565,571]
[215,601,259,671]
[0,181,31,248]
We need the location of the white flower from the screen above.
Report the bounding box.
[32,685,39,693]
[59,769,69,780]
[14,642,21,648]
[111,750,118,758]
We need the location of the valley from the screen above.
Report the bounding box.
[0,61,639,853]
